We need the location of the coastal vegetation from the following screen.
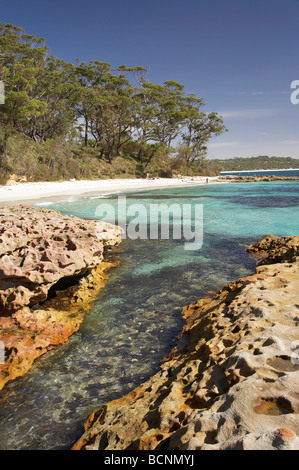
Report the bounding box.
[0,22,227,184]
[213,155,299,171]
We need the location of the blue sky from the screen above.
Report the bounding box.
[2,0,299,159]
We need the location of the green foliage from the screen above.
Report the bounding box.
[0,22,228,183]
[213,156,299,171]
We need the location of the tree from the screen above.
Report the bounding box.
[89,71,136,162]
[0,23,75,157]
[71,61,112,147]
[180,96,228,166]
[0,23,48,158]
[142,80,187,147]
[0,21,229,180]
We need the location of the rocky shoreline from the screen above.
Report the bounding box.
[72,234,299,451]
[1,205,299,451]
[0,205,123,390]
[220,175,299,183]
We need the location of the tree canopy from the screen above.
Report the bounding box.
[0,22,228,181]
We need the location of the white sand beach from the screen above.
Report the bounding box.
[0,176,223,206]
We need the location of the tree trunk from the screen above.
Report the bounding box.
[106,148,113,164]
[84,119,88,146]
[144,151,155,168]
[97,148,104,161]
[137,147,143,163]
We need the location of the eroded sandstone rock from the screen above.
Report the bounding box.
[0,205,123,313]
[0,205,123,389]
[73,235,299,451]
[247,234,299,265]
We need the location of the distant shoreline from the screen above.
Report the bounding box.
[221,168,299,173]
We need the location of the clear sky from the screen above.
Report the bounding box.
[2,0,299,159]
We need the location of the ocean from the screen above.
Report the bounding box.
[0,180,298,450]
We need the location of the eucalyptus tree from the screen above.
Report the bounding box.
[87,69,136,162]
[180,93,228,167]
[0,23,76,162]
[25,56,76,143]
[0,21,228,177]
[71,60,112,147]
[131,79,159,163]
[0,23,49,158]
[142,80,187,147]
[131,79,187,165]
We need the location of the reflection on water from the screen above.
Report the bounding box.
[0,181,298,450]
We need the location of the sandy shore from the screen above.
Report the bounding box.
[0,176,223,206]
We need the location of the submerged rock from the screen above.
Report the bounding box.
[0,205,123,390]
[73,235,299,451]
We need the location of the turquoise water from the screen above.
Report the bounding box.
[0,181,298,449]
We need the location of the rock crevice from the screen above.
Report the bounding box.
[0,205,123,390]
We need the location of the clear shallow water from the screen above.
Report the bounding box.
[0,181,298,450]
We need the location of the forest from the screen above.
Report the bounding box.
[0,23,227,184]
[213,155,299,171]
